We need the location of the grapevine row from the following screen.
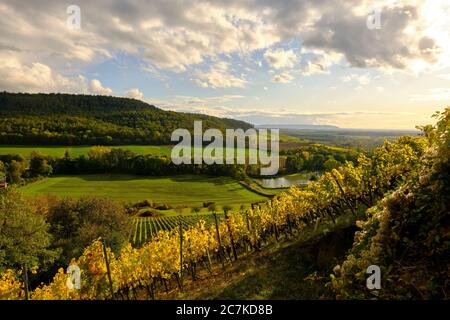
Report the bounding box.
[0,136,427,300]
[132,214,225,245]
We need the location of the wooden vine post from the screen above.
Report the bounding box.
[102,238,115,299]
[225,211,238,261]
[244,210,251,253]
[23,263,29,300]
[179,217,184,291]
[213,212,225,269]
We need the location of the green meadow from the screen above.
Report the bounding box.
[19,174,268,207]
[0,145,173,157]
[0,145,263,158]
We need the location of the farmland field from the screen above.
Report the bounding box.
[0,144,262,158]
[19,174,268,206]
[132,214,225,245]
[0,145,173,157]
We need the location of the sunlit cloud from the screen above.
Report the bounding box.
[272,72,294,83]
[410,88,450,101]
[0,0,448,129]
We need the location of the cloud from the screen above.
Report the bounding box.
[192,61,247,88]
[154,98,424,128]
[297,2,441,71]
[0,52,112,95]
[154,95,245,109]
[0,1,445,78]
[124,88,144,100]
[264,48,297,69]
[177,95,245,104]
[272,72,294,83]
[341,73,371,85]
[410,88,450,101]
[89,79,113,95]
[437,73,450,80]
[299,49,342,76]
[147,95,248,119]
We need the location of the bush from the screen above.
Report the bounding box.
[47,196,132,264]
[139,209,160,218]
[154,203,172,210]
[0,189,57,271]
[203,201,215,208]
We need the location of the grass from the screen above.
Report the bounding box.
[0,145,264,159]
[19,174,268,207]
[0,145,173,157]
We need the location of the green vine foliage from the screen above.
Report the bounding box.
[331,108,450,299]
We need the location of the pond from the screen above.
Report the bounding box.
[256,173,319,189]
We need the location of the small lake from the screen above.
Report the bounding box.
[256,173,318,189]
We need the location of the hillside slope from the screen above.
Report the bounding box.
[0,92,252,145]
[331,109,449,299]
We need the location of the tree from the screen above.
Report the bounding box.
[6,160,24,184]
[47,197,132,264]
[324,156,339,171]
[0,92,252,146]
[88,146,112,162]
[29,152,53,177]
[0,161,5,177]
[0,189,57,272]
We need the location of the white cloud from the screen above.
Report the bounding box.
[0,0,448,96]
[154,99,424,129]
[0,52,112,95]
[89,79,113,95]
[0,1,445,75]
[173,94,245,105]
[299,50,342,76]
[272,72,294,83]
[341,73,371,85]
[148,94,246,117]
[192,61,247,88]
[124,88,144,100]
[410,88,450,101]
[264,48,297,69]
[437,73,450,80]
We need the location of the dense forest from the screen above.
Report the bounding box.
[0,92,252,145]
[281,145,359,173]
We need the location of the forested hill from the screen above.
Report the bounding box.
[0,92,252,145]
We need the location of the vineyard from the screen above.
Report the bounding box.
[0,109,448,300]
[132,214,224,245]
[29,133,429,300]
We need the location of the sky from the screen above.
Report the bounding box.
[0,0,449,129]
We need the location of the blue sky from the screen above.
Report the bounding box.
[0,0,449,129]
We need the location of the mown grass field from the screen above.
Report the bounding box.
[0,145,264,159]
[0,145,173,157]
[19,174,268,207]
